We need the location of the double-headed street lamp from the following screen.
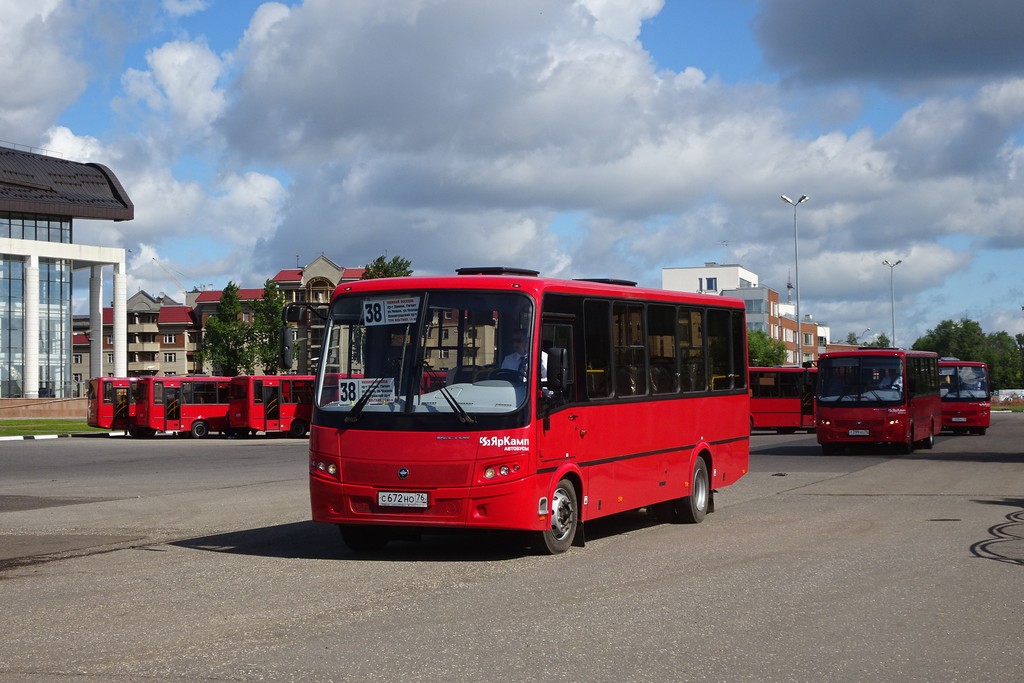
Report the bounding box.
[781,194,808,365]
[883,258,903,347]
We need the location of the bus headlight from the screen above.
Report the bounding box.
[482,463,521,481]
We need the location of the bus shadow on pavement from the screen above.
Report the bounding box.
[172,521,537,562]
[172,509,665,562]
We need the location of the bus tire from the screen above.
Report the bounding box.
[678,457,709,524]
[919,423,935,450]
[900,426,915,454]
[289,419,308,438]
[190,421,209,439]
[339,525,389,553]
[537,478,578,554]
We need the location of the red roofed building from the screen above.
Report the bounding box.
[71,255,365,384]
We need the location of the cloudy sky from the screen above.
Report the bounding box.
[3,0,1024,345]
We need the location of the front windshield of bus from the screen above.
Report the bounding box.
[940,365,989,400]
[818,356,904,404]
[317,289,536,416]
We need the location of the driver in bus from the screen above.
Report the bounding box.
[501,330,548,381]
[879,369,902,390]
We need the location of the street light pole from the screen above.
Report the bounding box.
[860,327,871,345]
[883,259,903,347]
[781,194,808,365]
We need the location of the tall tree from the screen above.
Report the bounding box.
[913,318,985,359]
[983,331,1022,390]
[864,332,890,348]
[747,330,788,367]
[197,282,252,376]
[250,279,286,374]
[362,254,412,279]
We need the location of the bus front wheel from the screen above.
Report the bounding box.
[190,421,209,439]
[537,478,578,554]
[678,457,709,524]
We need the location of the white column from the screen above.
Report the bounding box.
[89,265,104,378]
[24,254,39,398]
[113,260,127,377]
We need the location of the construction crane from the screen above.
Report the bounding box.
[151,258,200,302]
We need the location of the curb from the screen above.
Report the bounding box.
[0,432,126,441]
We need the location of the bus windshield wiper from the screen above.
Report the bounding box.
[345,376,387,423]
[421,360,474,424]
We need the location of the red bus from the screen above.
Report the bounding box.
[293,267,750,554]
[227,375,314,437]
[86,377,137,431]
[939,359,990,435]
[132,376,232,438]
[815,348,941,454]
[749,366,816,433]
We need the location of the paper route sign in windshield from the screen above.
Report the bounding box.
[363,296,420,326]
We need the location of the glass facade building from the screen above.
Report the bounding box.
[0,214,73,397]
[0,146,133,400]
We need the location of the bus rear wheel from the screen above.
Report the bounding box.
[537,478,578,554]
[190,421,209,439]
[289,419,308,438]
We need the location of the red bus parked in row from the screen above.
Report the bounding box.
[132,376,232,438]
[939,358,990,435]
[227,375,314,437]
[815,348,941,454]
[289,267,750,554]
[749,366,816,433]
[86,377,137,431]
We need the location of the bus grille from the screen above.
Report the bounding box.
[344,461,473,487]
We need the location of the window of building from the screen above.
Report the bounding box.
[163,334,176,344]
[164,352,177,363]
[73,354,82,364]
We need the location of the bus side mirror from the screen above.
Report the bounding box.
[283,303,304,324]
[279,328,293,370]
[546,347,567,393]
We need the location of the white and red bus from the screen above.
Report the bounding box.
[86,377,137,431]
[227,375,314,437]
[749,366,816,433]
[815,348,941,454]
[939,358,990,435]
[292,267,750,554]
[132,376,232,438]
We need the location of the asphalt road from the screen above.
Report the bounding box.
[1,414,1022,682]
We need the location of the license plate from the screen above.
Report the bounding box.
[848,429,870,436]
[377,491,428,508]
[952,417,967,423]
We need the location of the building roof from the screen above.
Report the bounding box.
[272,268,303,283]
[0,145,134,221]
[342,267,365,279]
[157,306,195,325]
[73,333,89,346]
[194,288,267,303]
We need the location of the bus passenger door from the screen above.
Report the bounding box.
[263,383,281,433]
[163,384,182,432]
[113,387,131,430]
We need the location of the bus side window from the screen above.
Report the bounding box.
[584,300,612,399]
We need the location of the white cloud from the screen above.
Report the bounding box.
[0,0,87,142]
